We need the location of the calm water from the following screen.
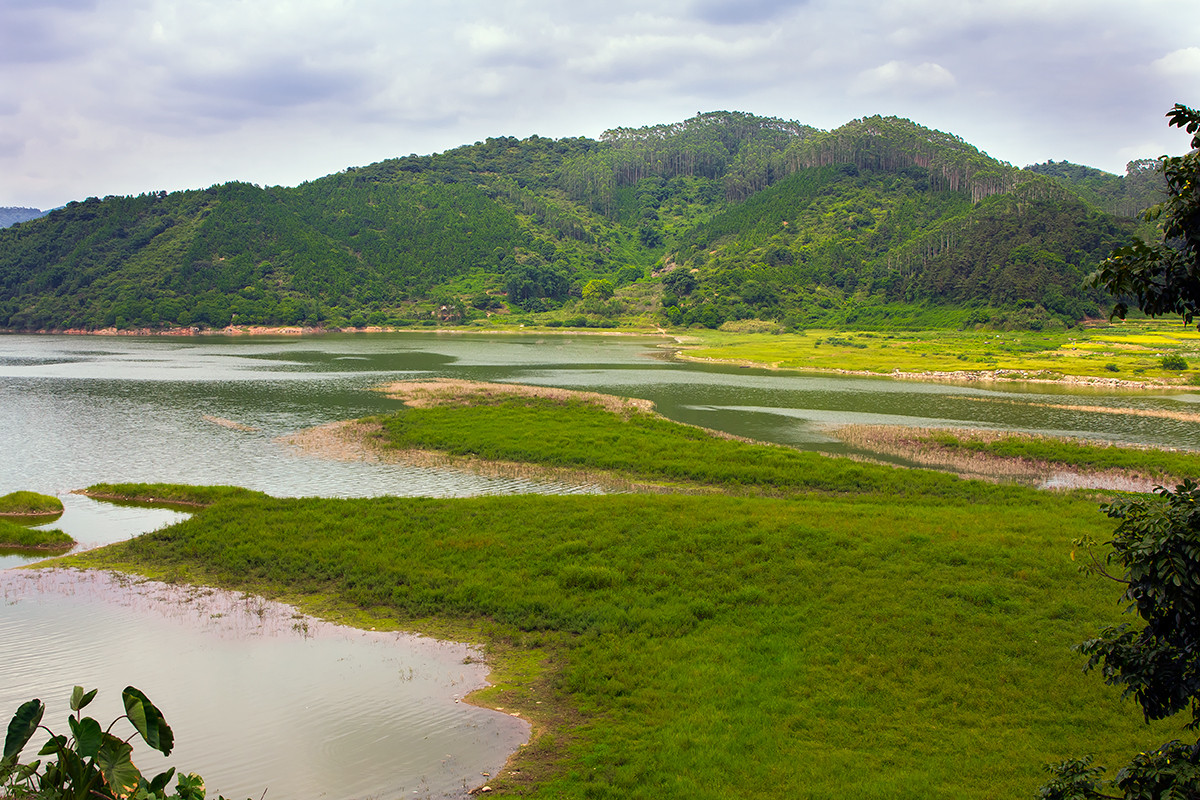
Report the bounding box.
[1,569,527,800]
[3,331,1200,798]
[3,332,1198,503]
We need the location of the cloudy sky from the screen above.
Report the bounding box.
[2,0,1198,209]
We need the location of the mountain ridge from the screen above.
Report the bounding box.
[0,111,1155,332]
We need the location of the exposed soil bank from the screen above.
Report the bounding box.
[279,418,705,495]
[279,379,734,494]
[830,424,1177,492]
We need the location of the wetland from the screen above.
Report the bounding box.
[4,330,1200,798]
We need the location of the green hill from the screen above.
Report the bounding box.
[0,112,1148,332]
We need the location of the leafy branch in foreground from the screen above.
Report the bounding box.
[2,686,229,800]
[1090,103,1200,326]
[1042,481,1200,799]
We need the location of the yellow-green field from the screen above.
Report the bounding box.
[673,321,1200,384]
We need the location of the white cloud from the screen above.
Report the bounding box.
[1153,47,1200,79]
[851,61,957,96]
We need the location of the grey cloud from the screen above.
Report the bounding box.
[0,4,93,64]
[174,61,363,114]
[688,0,809,25]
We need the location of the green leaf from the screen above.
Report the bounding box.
[121,686,174,756]
[175,771,206,800]
[148,766,176,795]
[96,733,141,799]
[37,733,66,757]
[3,698,44,761]
[70,686,98,713]
[68,715,103,759]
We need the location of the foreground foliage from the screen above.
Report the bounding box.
[1040,104,1200,800]
[1091,104,1200,326]
[1043,482,1200,799]
[2,686,218,800]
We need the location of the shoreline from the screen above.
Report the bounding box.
[668,350,1185,391]
[0,324,669,339]
[1,566,535,798]
[4,324,1191,390]
[829,423,1186,493]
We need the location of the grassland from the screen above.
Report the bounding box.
[0,490,63,517]
[53,381,1190,798]
[80,483,262,507]
[672,320,1200,384]
[0,517,73,550]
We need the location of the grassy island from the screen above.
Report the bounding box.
[0,517,73,551]
[61,382,1184,799]
[0,490,64,517]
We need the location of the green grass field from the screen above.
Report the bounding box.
[673,321,1200,383]
[0,517,73,550]
[58,386,1187,798]
[0,490,63,516]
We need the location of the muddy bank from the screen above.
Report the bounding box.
[830,424,1176,492]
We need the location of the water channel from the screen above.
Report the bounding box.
[3,331,1200,798]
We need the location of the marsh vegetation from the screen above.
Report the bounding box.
[62,381,1187,799]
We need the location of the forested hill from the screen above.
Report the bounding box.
[1024,159,1164,218]
[0,112,1144,332]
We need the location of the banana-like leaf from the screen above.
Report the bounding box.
[70,686,98,713]
[121,687,173,757]
[68,715,103,759]
[3,699,44,761]
[96,733,141,799]
[38,733,66,757]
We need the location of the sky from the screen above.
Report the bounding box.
[1,0,1198,210]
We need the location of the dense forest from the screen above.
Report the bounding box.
[0,112,1158,332]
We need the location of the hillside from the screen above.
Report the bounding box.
[0,207,45,229]
[1025,158,1164,218]
[0,112,1146,332]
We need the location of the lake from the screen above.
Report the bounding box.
[3,330,1199,798]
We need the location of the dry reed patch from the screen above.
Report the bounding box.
[377,379,656,417]
[831,424,1168,492]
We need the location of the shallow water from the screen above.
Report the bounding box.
[0,569,528,800]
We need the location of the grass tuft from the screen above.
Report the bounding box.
[0,517,73,550]
[0,490,63,517]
